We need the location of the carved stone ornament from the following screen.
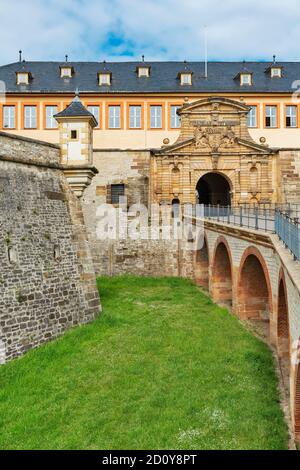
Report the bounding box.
[194,125,237,152]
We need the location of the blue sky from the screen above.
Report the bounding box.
[0,0,300,64]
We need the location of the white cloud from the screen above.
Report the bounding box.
[0,0,300,64]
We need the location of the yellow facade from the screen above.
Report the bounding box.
[2,93,300,149]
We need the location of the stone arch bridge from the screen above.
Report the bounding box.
[192,217,300,443]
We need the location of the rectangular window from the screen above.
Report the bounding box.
[150,105,162,128]
[45,105,58,129]
[286,105,297,128]
[170,105,181,128]
[129,105,142,128]
[87,105,100,128]
[3,106,15,129]
[108,106,121,129]
[24,106,37,129]
[111,184,125,204]
[247,106,257,128]
[265,105,277,128]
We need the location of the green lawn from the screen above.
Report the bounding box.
[0,276,288,450]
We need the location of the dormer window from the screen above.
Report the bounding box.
[240,73,252,86]
[16,72,30,85]
[271,67,282,78]
[180,73,192,86]
[137,66,150,78]
[60,67,73,78]
[98,72,111,86]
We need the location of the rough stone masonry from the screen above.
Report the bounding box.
[0,132,101,363]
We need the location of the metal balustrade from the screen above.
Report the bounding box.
[200,204,300,261]
[275,211,300,261]
[203,205,276,232]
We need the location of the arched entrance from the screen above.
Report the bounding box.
[194,236,209,289]
[196,172,231,206]
[277,276,290,358]
[238,249,271,326]
[211,240,233,307]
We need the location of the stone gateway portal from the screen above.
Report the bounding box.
[196,172,231,206]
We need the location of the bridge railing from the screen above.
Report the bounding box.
[200,204,300,261]
[275,211,300,261]
[203,205,276,232]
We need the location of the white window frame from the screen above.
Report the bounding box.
[3,106,16,129]
[286,105,297,128]
[99,73,111,86]
[60,67,72,78]
[240,74,252,86]
[271,67,282,78]
[129,105,142,129]
[87,105,100,128]
[17,73,29,85]
[138,67,150,78]
[150,105,162,129]
[45,105,58,129]
[170,105,181,129]
[180,73,192,85]
[247,106,257,128]
[24,106,37,129]
[265,105,277,128]
[108,106,121,129]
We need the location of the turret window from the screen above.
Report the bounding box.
[70,130,78,139]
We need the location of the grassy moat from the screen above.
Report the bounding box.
[0,276,288,450]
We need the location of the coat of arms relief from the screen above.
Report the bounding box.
[194,125,237,152]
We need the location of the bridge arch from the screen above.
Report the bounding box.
[237,247,272,323]
[211,237,233,307]
[277,270,290,358]
[194,233,209,289]
[196,172,232,206]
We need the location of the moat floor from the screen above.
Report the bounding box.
[0,276,288,450]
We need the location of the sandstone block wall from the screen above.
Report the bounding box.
[0,132,101,362]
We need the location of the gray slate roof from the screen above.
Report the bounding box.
[0,60,299,94]
[55,95,95,119]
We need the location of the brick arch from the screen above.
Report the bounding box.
[211,236,233,307]
[277,269,290,358]
[194,233,209,289]
[237,246,272,322]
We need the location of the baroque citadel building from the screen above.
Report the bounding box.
[1,58,300,208]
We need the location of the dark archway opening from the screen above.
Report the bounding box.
[211,242,233,307]
[277,279,290,358]
[196,172,231,206]
[195,237,209,289]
